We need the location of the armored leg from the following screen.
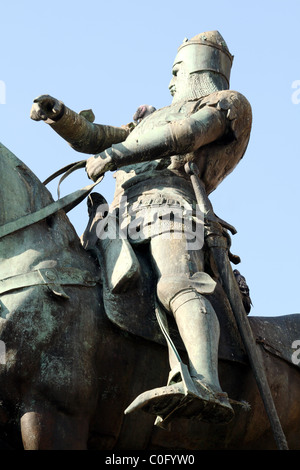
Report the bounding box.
[153,236,221,392]
[125,236,234,424]
[170,288,221,392]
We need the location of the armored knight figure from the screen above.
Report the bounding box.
[30,31,252,426]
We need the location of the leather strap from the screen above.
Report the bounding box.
[0,162,103,240]
[0,267,100,298]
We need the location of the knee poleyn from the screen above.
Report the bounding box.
[156,272,216,313]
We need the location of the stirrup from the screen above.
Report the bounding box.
[124,363,197,418]
[124,362,234,428]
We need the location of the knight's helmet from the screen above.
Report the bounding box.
[173,31,234,87]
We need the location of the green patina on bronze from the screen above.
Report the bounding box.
[0,31,296,450]
[29,31,252,426]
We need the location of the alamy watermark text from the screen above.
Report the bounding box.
[95,196,204,250]
[291,80,300,104]
[0,340,5,364]
[292,340,300,365]
[0,80,6,104]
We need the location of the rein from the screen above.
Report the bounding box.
[0,160,104,239]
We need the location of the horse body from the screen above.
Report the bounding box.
[87,303,300,451]
[0,143,102,449]
[0,141,300,450]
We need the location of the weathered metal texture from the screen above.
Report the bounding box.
[88,311,300,451]
[0,143,102,449]
[0,30,298,449]
[173,31,233,85]
[0,145,299,450]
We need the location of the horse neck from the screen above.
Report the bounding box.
[0,142,53,226]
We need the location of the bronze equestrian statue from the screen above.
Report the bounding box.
[0,31,299,450]
[31,30,252,424]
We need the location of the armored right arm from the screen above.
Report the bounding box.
[30,95,129,154]
[86,105,227,180]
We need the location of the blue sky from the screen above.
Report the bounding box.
[1,0,299,318]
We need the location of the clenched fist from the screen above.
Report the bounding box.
[86,148,117,181]
[30,95,64,122]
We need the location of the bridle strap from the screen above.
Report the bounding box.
[0,161,103,239]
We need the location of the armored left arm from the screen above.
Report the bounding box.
[86,106,227,181]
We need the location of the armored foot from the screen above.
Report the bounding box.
[124,377,234,427]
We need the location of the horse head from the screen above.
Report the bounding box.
[0,142,54,226]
